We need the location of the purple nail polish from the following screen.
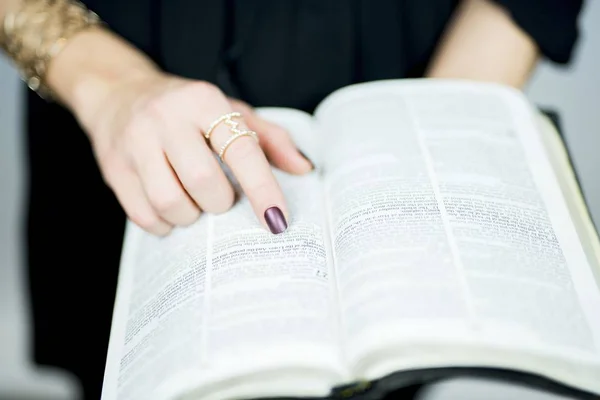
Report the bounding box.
[264,206,288,234]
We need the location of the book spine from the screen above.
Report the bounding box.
[331,380,373,398]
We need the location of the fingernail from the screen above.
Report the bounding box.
[298,150,314,170]
[264,206,288,234]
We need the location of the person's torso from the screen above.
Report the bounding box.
[83,0,458,112]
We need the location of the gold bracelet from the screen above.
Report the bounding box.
[0,0,102,100]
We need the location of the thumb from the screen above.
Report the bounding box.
[229,98,313,175]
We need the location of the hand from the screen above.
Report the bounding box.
[84,72,313,236]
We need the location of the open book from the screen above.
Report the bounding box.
[101,79,600,400]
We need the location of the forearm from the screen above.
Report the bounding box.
[0,0,161,131]
[426,0,539,88]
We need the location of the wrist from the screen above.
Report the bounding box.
[46,27,162,130]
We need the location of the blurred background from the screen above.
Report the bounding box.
[1,2,599,399]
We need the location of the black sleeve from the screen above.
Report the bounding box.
[491,0,585,64]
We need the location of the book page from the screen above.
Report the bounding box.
[535,114,600,288]
[202,168,340,369]
[102,110,347,400]
[101,216,211,400]
[314,80,600,390]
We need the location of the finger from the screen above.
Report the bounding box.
[247,114,314,174]
[132,134,202,226]
[187,84,289,234]
[106,165,172,236]
[222,129,289,234]
[162,126,235,214]
[230,98,313,174]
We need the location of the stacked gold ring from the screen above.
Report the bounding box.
[204,112,259,162]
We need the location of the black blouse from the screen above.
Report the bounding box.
[81,0,584,113]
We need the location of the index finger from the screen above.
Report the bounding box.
[221,129,289,235]
[187,84,289,234]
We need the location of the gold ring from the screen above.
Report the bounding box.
[218,130,259,162]
[204,112,242,140]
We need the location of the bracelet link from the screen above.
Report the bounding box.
[0,0,102,101]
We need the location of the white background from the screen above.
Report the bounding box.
[1,2,599,399]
